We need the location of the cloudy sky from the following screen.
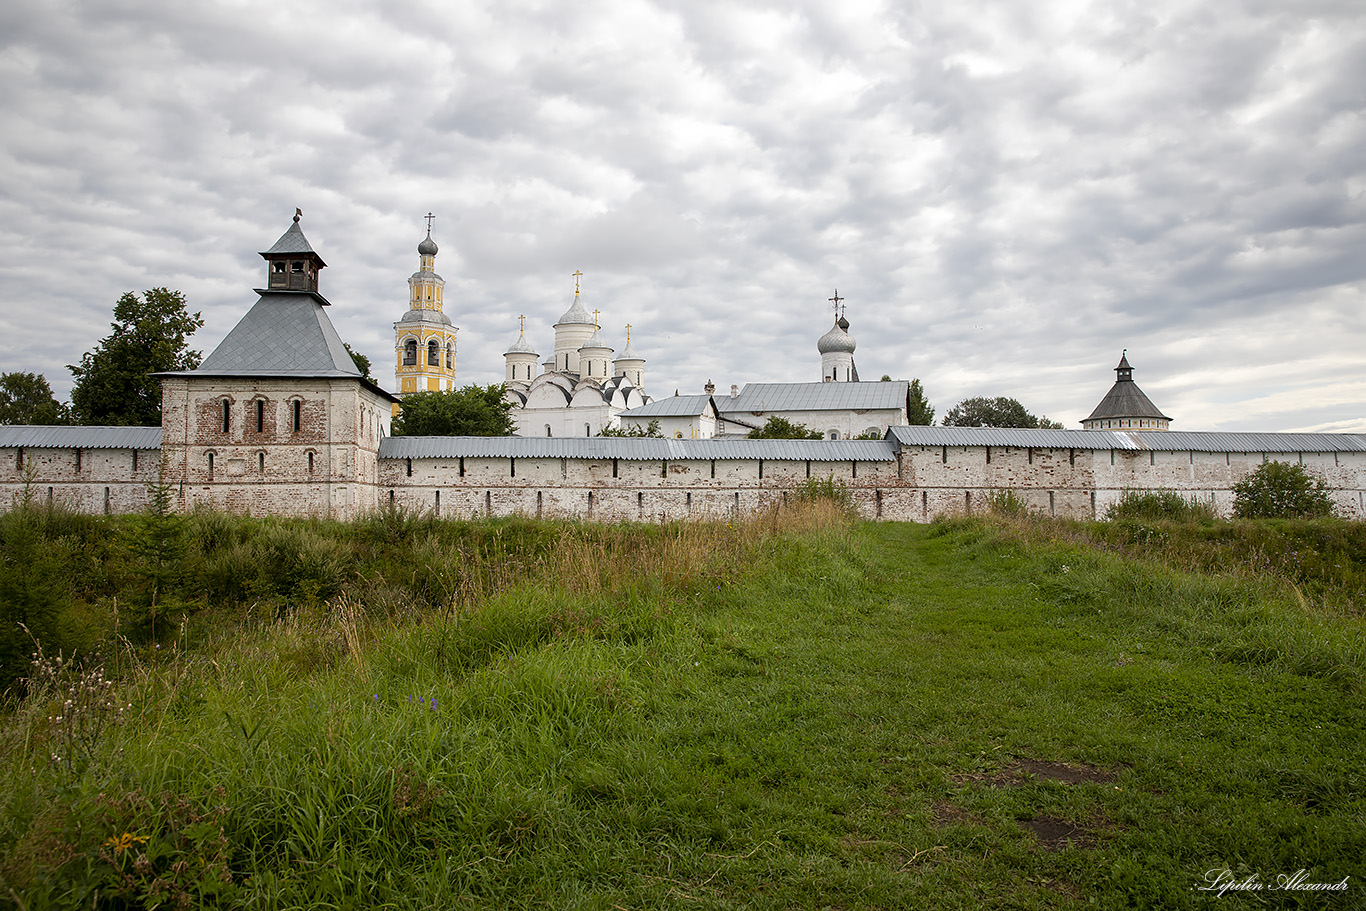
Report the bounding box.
[2,0,1363,431]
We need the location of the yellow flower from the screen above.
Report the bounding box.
[105,832,149,854]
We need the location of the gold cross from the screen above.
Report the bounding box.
[518,314,526,334]
[625,322,632,342]
[829,289,843,316]
[573,270,583,295]
[592,309,600,329]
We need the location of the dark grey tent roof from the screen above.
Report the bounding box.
[191,291,358,376]
[261,218,326,263]
[1085,354,1171,422]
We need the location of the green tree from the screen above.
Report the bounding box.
[128,459,188,638]
[907,378,935,425]
[942,396,1061,429]
[1232,461,1335,519]
[599,420,663,438]
[69,288,204,426]
[344,343,374,382]
[747,416,824,440]
[0,372,70,425]
[392,385,515,436]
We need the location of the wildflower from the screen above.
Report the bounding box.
[429,697,437,711]
[105,832,149,854]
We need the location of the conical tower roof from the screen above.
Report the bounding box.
[1085,352,1171,423]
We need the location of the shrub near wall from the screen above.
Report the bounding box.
[1232,461,1335,519]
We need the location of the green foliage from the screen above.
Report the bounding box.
[393,384,514,436]
[942,395,1061,429]
[127,460,189,637]
[0,372,70,425]
[0,494,75,690]
[343,342,374,381]
[907,377,935,425]
[3,515,1363,907]
[68,288,203,426]
[747,416,823,439]
[1232,460,1335,519]
[599,419,662,437]
[851,428,883,440]
[792,475,855,512]
[984,488,1029,517]
[1105,489,1219,522]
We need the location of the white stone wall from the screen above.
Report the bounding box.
[0,446,159,514]
[6,438,1365,523]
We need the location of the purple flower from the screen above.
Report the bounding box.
[429,698,437,711]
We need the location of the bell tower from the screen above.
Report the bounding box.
[393,214,458,397]
[262,209,326,293]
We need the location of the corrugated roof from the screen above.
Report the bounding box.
[379,436,897,461]
[886,426,1366,453]
[619,395,715,418]
[194,292,360,376]
[887,426,1139,449]
[719,381,908,414]
[0,425,163,449]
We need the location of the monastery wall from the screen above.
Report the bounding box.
[4,440,1365,522]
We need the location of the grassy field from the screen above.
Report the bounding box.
[1,501,1363,909]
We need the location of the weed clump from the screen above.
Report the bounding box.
[1105,489,1218,522]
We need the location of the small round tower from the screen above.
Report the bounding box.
[552,271,596,374]
[819,291,856,382]
[504,315,539,385]
[613,324,645,391]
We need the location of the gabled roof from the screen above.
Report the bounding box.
[620,395,716,418]
[193,291,358,376]
[719,381,909,414]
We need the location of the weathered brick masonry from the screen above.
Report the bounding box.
[4,427,1365,522]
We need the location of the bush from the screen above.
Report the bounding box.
[1232,461,1335,519]
[1106,490,1218,522]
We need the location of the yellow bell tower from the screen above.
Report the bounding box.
[393,214,458,402]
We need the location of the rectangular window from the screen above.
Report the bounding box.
[406,458,412,476]
[293,400,301,432]
[74,449,82,473]
[256,400,264,433]
[510,458,516,477]
[222,400,230,433]
[612,458,618,478]
[308,451,314,473]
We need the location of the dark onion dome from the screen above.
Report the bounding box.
[1084,352,1171,424]
[817,320,856,354]
[418,233,438,256]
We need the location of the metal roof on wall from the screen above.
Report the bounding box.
[379,436,898,462]
[619,395,716,418]
[0,426,163,449]
[718,381,909,414]
[886,426,1366,453]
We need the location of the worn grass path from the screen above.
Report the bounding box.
[635,519,1365,909]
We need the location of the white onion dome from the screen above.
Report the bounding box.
[817,320,856,354]
[555,295,595,326]
[505,333,537,355]
[618,335,641,360]
[581,328,612,351]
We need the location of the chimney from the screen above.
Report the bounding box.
[704,379,715,395]
[730,385,739,398]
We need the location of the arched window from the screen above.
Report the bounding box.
[585,423,591,436]
[545,425,552,437]
[403,339,417,365]
[445,343,453,368]
[221,400,231,433]
[828,430,839,440]
[428,340,440,365]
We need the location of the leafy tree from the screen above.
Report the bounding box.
[907,378,935,426]
[599,420,663,438]
[747,416,824,440]
[0,372,70,425]
[392,385,514,436]
[344,343,374,382]
[69,288,203,426]
[942,396,1062,429]
[880,374,892,382]
[1232,461,1335,519]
